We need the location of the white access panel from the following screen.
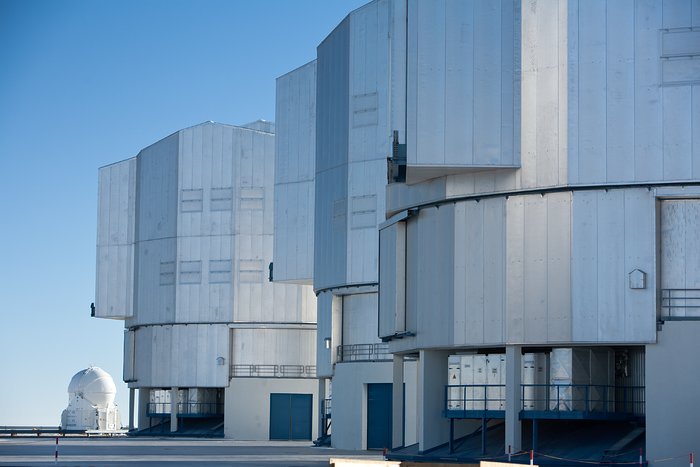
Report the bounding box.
[550,348,574,411]
[447,355,462,410]
[522,353,547,411]
[486,354,505,410]
[465,355,487,410]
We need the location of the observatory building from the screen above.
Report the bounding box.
[61,367,121,432]
[95,121,318,439]
[273,0,700,463]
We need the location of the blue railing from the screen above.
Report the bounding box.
[445,384,506,412]
[147,402,224,417]
[336,343,391,362]
[445,384,645,417]
[521,384,645,415]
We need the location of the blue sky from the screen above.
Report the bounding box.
[0,0,366,426]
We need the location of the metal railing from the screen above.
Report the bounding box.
[522,384,645,415]
[445,384,645,416]
[322,398,331,417]
[661,288,700,317]
[230,364,316,378]
[146,402,224,417]
[336,343,391,362]
[445,384,506,412]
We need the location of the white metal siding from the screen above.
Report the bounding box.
[406,0,520,176]
[571,189,656,342]
[132,324,228,387]
[95,158,136,319]
[405,206,455,349]
[315,18,350,291]
[274,61,316,283]
[568,0,700,185]
[134,133,179,326]
[98,122,317,391]
[453,197,507,346]
[342,293,380,346]
[379,221,406,338]
[231,328,315,367]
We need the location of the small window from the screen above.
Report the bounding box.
[181,189,203,212]
[179,260,202,284]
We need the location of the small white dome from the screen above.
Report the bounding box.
[67,367,117,408]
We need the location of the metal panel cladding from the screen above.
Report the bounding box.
[95,158,137,319]
[315,17,350,291]
[274,61,317,284]
[314,0,395,291]
[406,0,521,179]
[97,122,318,389]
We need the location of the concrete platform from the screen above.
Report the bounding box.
[0,437,384,466]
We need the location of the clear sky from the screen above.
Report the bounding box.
[0,0,366,427]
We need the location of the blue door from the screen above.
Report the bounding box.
[367,383,392,450]
[269,393,312,440]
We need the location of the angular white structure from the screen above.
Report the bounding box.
[61,367,122,432]
[373,0,700,462]
[274,0,700,462]
[96,122,318,440]
[283,1,405,450]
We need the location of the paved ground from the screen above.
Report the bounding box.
[0,437,384,466]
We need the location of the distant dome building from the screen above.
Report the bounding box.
[61,367,121,431]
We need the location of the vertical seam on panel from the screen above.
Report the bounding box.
[633,2,637,180]
[604,1,608,183]
[623,193,627,340]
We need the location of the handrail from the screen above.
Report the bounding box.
[444,384,645,415]
[336,343,391,362]
[660,288,700,317]
[146,402,224,416]
[230,364,316,378]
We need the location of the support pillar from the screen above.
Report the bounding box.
[318,378,327,439]
[128,388,135,431]
[418,349,450,452]
[170,387,179,433]
[392,354,405,449]
[137,388,150,430]
[505,345,522,454]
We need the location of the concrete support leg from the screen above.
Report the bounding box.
[128,388,135,431]
[318,378,327,439]
[392,355,405,449]
[170,387,179,433]
[505,345,522,454]
[137,388,150,430]
[418,350,450,452]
